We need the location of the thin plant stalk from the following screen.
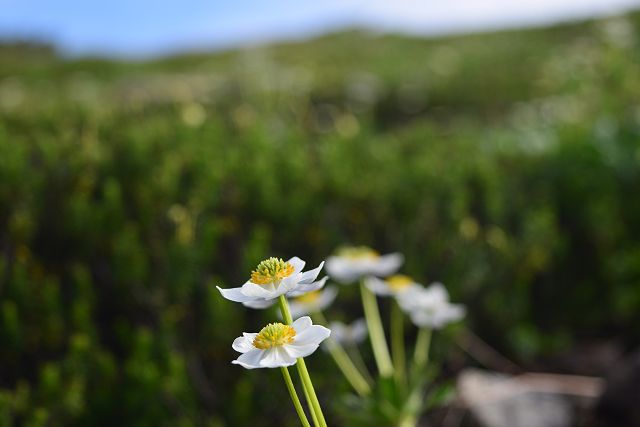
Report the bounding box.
[279,295,328,427]
[360,280,394,378]
[301,374,320,427]
[413,327,432,374]
[313,310,371,396]
[346,345,374,384]
[391,301,407,391]
[281,367,311,427]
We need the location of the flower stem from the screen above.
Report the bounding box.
[279,295,328,427]
[412,327,432,374]
[360,280,394,378]
[313,311,371,397]
[398,414,417,427]
[301,378,320,427]
[281,367,311,427]
[347,345,374,385]
[296,358,328,427]
[391,301,406,391]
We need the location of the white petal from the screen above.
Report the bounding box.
[298,261,325,284]
[328,321,348,343]
[217,286,260,303]
[317,286,338,310]
[350,319,368,343]
[278,275,300,295]
[284,342,320,358]
[410,311,434,328]
[232,349,265,369]
[435,304,466,327]
[292,316,313,333]
[232,333,258,353]
[289,301,310,319]
[287,256,306,274]
[294,324,331,347]
[364,276,393,296]
[259,347,296,368]
[289,285,337,318]
[325,257,360,284]
[371,253,404,277]
[240,282,277,299]
[286,276,328,297]
[426,282,450,303]
[242,299,276,309]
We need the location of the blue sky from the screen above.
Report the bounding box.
[1,0,639,57]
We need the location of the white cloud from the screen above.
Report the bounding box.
[351,0,640,33]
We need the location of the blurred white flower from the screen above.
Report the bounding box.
[289,286,338,318]
[328,319,368,346]
[231,316,331,369]
[397,282,465,329]
[364,274,422,297]
[325,246,403,284]
[217,257,327,305]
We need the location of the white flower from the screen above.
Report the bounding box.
[397,282,465,329]
[364,274,423,297]
[231,316,331,369]
[289,286,338,318]
[327,319,368,346]
[325,246,403,284]
[217,257,327,306]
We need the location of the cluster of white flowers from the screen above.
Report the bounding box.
[217,250,465,369]
[328,319,368,346]
[396,282,466,329]
[218,257,331,369]
[325,246,403,284]
[217,248,467,426]
[326,247,465,329]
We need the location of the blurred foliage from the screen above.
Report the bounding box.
[1,11,640,426]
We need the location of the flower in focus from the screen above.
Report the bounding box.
[364,274,422,297]
[397,282,465,329]
[289,286,338,318]
[328,319,368,347]
[325,246,403,284]
[217,257,327,305]
[231,316,331,369]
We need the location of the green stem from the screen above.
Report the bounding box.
[391,301,406,391]
[281,367,311,427]
[412,327,432,375]
[347,345,374,384]
[360,280,394,378]
[296,358,328,427]
[301,376,320,427]
[313,311,371,396]
[279,296,328,427]
[398,414,417,427]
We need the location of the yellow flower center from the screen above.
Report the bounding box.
[336,246,380,260]
[251,257,295,285]
[252,323,296,349]
[295,290,321,304]
[386,275,414,291]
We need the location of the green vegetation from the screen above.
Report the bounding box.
[1,11,640,426]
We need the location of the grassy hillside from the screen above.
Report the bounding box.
[0,11,639,426]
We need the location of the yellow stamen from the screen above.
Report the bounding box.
[295,290,321,304]
[386,275,413,291]
[253,323,296,349]
[251,257,295,285]
[336,246,380,260]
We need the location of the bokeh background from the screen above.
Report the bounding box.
[1,1,640,426]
